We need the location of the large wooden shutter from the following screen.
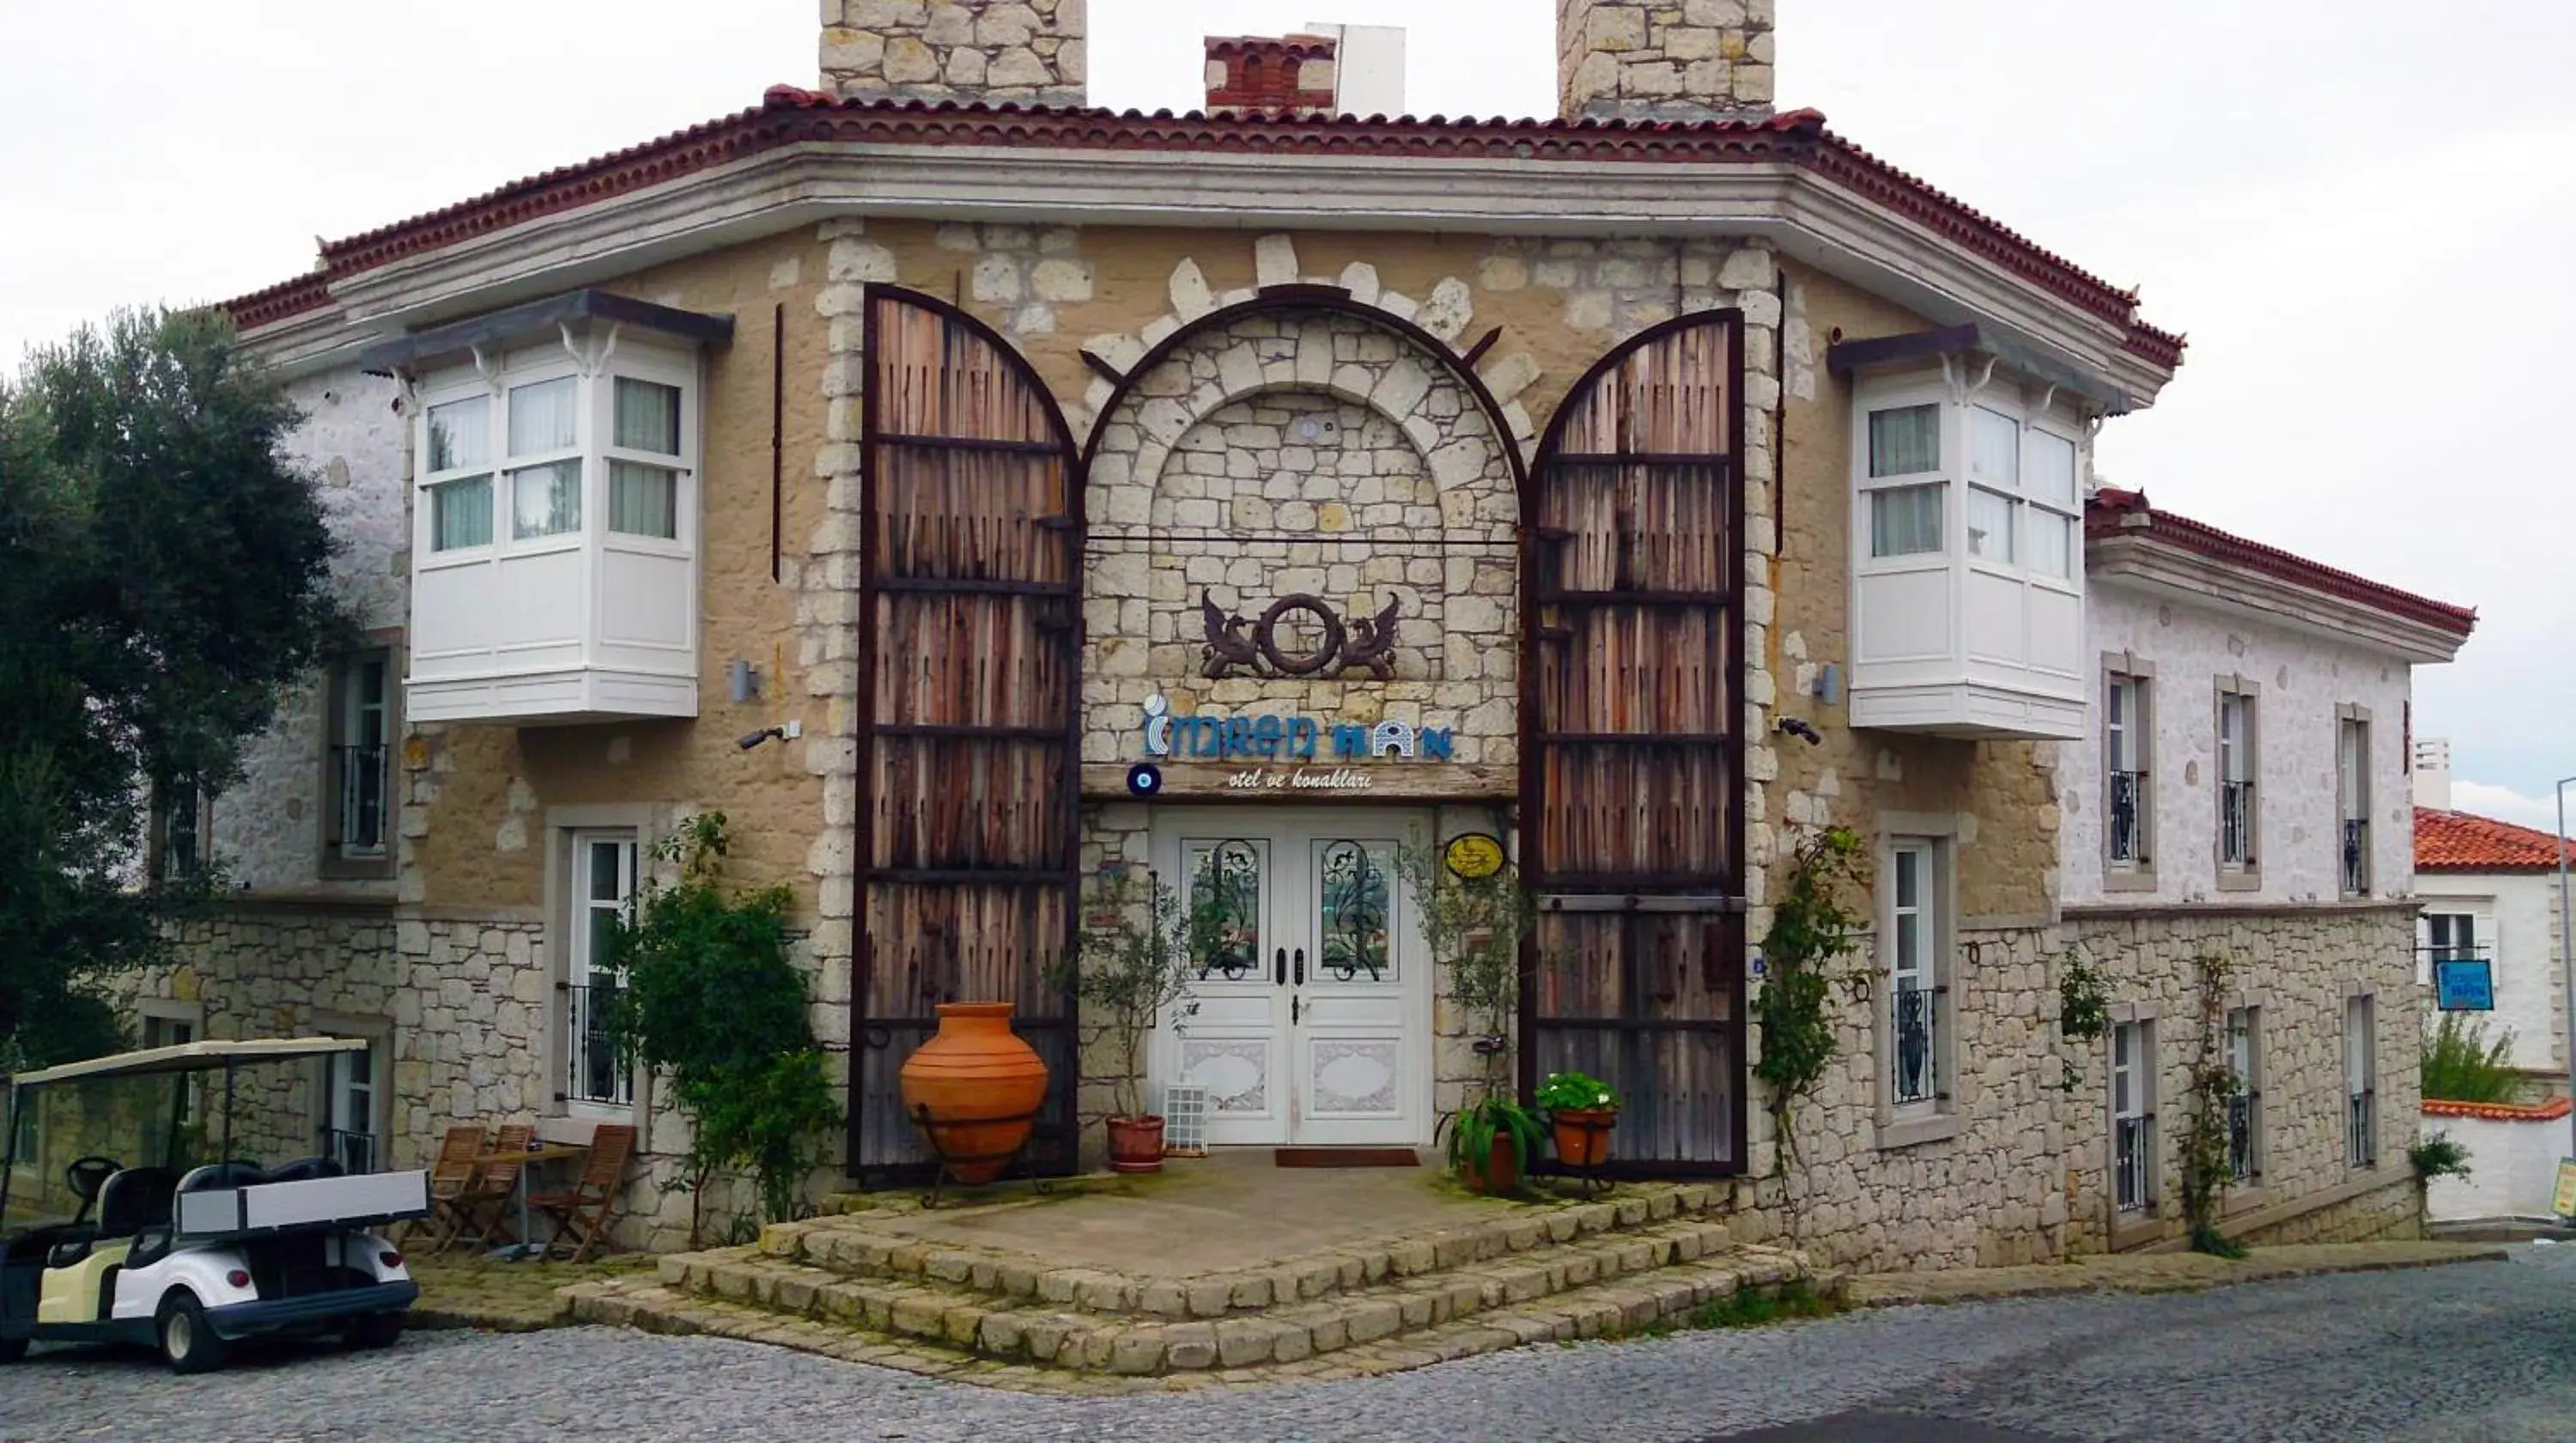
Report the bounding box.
[851,289,1084,1181]
[1522,313,1747,1177]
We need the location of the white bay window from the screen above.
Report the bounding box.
[381,291,728,724]
[1839,335,2098,739]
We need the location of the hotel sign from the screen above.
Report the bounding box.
[1141,694,1455,763]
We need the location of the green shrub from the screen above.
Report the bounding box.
[2421,1014,2523,1105]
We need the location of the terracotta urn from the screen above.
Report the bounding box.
[1104,1114,1166,1174]
[1461,1133,1522,1195]
[898,1002,1050,1185]
[1552,1107,1617,1169]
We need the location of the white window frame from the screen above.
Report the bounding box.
[2215,679,2259,886]
[137,997,205,1135]
[2345,993,2377,1168]
[2225,1006,2262,1186]
[324,642,400,875]
[1886,839,1941,1116]
[2111,1019,2157,1215]
[1856,390,1951,564]
[561,823,641,1118]
[1874,818,1960,1149]
[2104,660,2154,886]
[411,339,702,570]
[2336,710,2372,897]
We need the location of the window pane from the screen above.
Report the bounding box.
[1869,484,1943,557]
[1868,405,1941,478]
[588,841,627,902]
[613,378,683,455]
[511,461,583,539]
[1967,488,2016,563]
[429,476,494,551]
[2026,511,2073,577]
[610,461,679,539]
[2027,429,2080,506]
[1971,407,2020,485]
[427,395,489,472]
[507,377,580,456]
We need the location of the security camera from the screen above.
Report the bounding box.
[1776,718,1824,746]
[738,727,784,751]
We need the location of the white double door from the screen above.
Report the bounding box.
[1153,808,1432,1148]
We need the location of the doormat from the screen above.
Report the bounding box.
[1273,1147,1422,1168]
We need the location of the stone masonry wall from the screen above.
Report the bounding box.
[1558,0,1777,121]
[822,0,1086,107]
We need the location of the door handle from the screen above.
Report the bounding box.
[1274,947,1286,986]
[1294,948,1305,986]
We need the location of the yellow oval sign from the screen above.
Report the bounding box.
[1443,833,1506,880]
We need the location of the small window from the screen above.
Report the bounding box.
[2112,1020,2156,1213]
[2227,1007,2261,1184]
[507,377,580,456]
[152,779,210,884]
[1966,487,2017,563]
[1870,484,1944,557]
[2345,995,2377,1167]
[2026,511,2075,579]
[1886,839,1947,1114]
[565,832,639,1111]
[1969,406,2020,484]
[326,648,395,871]
[2106,674,2152,870]
[1868,405,1941,478]
[2338,716,2372,896]
[428,477,495,551]
[325,1043,380,1172]
[426,395,490,472]
[510,461,583,539]
[2026,429,2081,508]
[2217,690,2257,870]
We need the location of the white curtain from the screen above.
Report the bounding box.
[1967,488,2017,562]
[2026,429,2080,506]
[1869,484,1943,557]
[1970,407,2020,484]
[507,377,580,456]
[1868,405,1941,478]
[427,395,490,472]
[613,378,682,454]
[609,461,677,539]
[2026,510,2073,577]
[430,477,494,551]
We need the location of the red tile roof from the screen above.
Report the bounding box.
[2422,1096,2573,1122]
[2087,488,2477,636]
[219,87,2184,367]
[2416,807,2572,873]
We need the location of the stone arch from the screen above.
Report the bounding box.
[1077,292,1528,769]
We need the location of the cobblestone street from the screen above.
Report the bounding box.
[9,1247,2573,1442]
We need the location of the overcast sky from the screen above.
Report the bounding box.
[4,1,2568,823]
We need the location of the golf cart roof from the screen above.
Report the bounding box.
[9,1037,368,1087]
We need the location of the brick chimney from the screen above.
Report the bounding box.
[1205,33,1340,118]
[1557,0,1775,122]
[822,0,1087,107]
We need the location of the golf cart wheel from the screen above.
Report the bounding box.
[343,1312,404,1349]
[0,1334,26,1364]
[157,1292,228,1375]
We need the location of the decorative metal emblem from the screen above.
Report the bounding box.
[1198,591,1402,681]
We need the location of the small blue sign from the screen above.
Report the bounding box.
[2434,959,2494,1013]
[1139,694,1455,763]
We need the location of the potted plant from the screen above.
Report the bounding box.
[1535,1070,1620,1168]
[1396,842,1539,1194]
[1054,866,1203,1173]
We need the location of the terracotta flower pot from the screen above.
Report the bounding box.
[1104,1115,1167,1174]
[1552,1108,1617,1169]
[1460,1132,1522,1195]
[898,1002,1050,1185]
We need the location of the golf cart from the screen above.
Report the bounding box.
[1,1038,428,1372]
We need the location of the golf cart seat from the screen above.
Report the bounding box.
[264,1156,346,1184]
[46,1166,180,1268]
[122,1163,264,1269]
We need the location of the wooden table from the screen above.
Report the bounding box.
[475,1142,589,1262]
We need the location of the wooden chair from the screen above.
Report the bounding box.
[413,1125,485,1251]
[457,1123,536,1251]
[531,1123,635,1263]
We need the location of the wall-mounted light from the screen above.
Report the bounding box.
[728,659,761,704]
[738,720,805,752]
[1776,717,1823,746]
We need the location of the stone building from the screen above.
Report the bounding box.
[112,4,2465,1265]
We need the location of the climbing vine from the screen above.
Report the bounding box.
[1753,826,1871,1176]
[2178,953,2247,1258]
[2055,947,2111,1093]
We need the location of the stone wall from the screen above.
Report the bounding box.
[821,0,1086,107]
[2239,1176,2421,1245]
[1557,0,1777,121]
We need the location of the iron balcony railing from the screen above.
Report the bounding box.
[2348,1088,2376,1167]
[1892,982,1943,1106]
[322,1127,380,1174]
[563,983,632,1107]
[2341,817,2371,895]
[331,744,389,858]
[2228,1092,2260,1183]
[2108,770,2148,864]
[2115,1114,2155,1213]
[2220,779,2256,867]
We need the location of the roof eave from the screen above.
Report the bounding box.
[2090,532,2474,664]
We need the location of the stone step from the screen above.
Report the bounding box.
[566,1245,1823,1385]
[625,1233,1812,1376]
[747,1182,1738,1320]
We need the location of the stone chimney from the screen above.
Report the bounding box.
[1205,33,1340,118]
[822,0,1087,107]
[1558,0,1775,122]
[2414,736,2453,812]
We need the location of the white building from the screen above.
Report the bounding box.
[2412,747,2571,1087]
